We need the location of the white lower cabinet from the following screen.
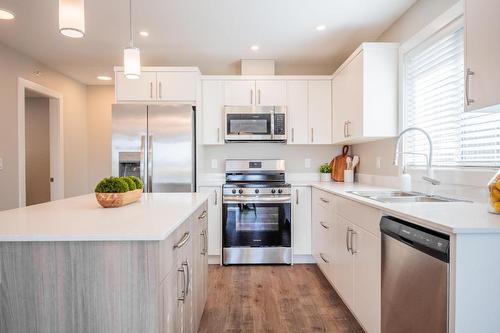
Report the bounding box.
[312,188,381,333]
[292,186,312,256]
[198,186,222,257]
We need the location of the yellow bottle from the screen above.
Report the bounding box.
[488,170,500,214]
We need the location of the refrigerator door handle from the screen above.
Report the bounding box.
[147,135,153,193]
[140,135,147,191]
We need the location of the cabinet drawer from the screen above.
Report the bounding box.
[336,197,381,236]
[312,189,336,214]
[194,203,208,225]
[159,215,192,281]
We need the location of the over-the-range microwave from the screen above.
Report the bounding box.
[224,106,287,143]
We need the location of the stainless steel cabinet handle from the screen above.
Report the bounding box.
[140,135,146,191]
[217,128,220,142]
[150,82,153,99]
[320,197,329,203]
[350,230,358,254]
[214,189,218,205]
[319,253,329,263]
[320,221,330,229]
[173,232,191,249]
[291,128,295,143]
[200,231,206,255]
[183,260,190,296]
[311,128,314,143]
[346,228,352,253]
[258,89,261,105]
[159,81,162,99]
[204,229,208,254]
[177,266,186,301]
[466,68,475,105]
[296,189,299,205]
[250,89,253,104]
[198,210,207,220]
[147,135,153,192]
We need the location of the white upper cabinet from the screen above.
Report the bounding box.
[115,67,199,103]
[202,80,224,145]
[255,80,286,106]
[332,43,399,144]
[115,71,157,102]
[465,0,500,112]
[308,80,332,144]
[224,80,255,106]
[157,71,198,102]
[286,81,309,144]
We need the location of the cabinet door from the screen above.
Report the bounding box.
[308,80,332,144]
[465,0,500,112]
[115,71,157,101]
[182,235,195,333]
[157,71,198,101]
[202,81,224,145]
[292,186,312,255]
[255,80,285,106]
[160,271,178,333]
[286,81,309,144]
[332,52,363,142]
[224,80,255,106]
[198,186,222,256]
[353,227,381,333]
[332,215,354,309]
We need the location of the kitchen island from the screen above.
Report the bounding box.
[0,193,209,333]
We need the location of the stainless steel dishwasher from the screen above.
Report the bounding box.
[380,216,449,333]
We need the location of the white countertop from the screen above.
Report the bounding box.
[0,193,209,241]
[308,182,500,234]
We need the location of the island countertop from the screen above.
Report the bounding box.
[0,193,209,241]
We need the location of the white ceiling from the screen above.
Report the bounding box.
[0,0,416,85]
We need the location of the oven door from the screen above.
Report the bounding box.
[223,200,291,248]
[225,111,272,141]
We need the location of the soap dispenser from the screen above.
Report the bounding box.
[400,166,412,192]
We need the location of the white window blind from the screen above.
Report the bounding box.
[404,27,500,167]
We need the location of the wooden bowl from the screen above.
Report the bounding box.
[95,189,143,208]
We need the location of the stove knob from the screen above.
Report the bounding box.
[238,189,244,194]
[278,189,283,194]
[232,189,237,194]
[255,189,260,194]
[271,189,276,194]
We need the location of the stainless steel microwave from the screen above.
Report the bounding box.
[224,106,287,142]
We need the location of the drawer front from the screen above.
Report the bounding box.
[159,215,192,281]
[194,203,208,225]
[336,197,381,237]
[312,189,336,214]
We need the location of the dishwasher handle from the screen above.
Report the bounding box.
[380,215,450,263]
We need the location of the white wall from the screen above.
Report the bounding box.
[0,42,89,211]
[352,0,460,177]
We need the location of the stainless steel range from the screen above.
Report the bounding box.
[222,159,292,265]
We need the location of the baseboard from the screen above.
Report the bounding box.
[293,254,315,264]
[208,255,221,265]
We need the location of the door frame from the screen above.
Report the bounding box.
[17,78,64,207]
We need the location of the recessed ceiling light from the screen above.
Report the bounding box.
[316,25,326,31]
[0,8,15,20]
[97,76,112,81]
[139,31,149,37]
[250,45,259,51]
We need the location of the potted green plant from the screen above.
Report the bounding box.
[319,163,332,182]
[94,176,144,208]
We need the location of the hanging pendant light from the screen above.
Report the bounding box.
[59,0,85,38]
[124,0,141,79]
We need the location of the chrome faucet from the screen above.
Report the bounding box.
[393,127,440,192]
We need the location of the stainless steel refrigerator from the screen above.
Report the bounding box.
[111,104,196,192]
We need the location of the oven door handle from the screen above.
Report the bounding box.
[223,195,292,204]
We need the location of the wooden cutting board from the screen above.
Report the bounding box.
[330,145,350,182]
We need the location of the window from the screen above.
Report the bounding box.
[403,26,500,167]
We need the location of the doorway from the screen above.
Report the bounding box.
[17,78,64,207]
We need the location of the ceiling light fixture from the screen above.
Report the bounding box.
[139,31,149,37]
[59,0,85,38]
[250,45,259,51]
[316,25,326,31]
[0,8,15,20]
[97,76,112,81]
[124,0,141,79]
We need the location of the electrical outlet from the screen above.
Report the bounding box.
[211,159,218,169]
[376,157,381,169]
[305,158,311,169]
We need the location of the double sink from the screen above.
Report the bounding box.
[348,191,467,203]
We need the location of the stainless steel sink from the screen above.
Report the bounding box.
[347,191,468,203]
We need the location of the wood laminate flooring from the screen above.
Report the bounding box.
[199,264,364,333]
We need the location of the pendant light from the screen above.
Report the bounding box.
[124,0,141,79]
[59,0,85,38]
